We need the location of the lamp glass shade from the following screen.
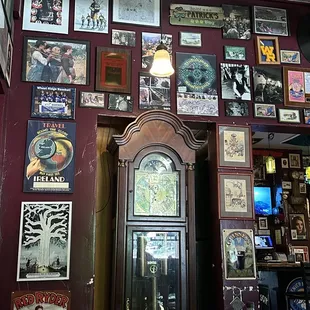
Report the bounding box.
[266,156,276,174]
[150,48,174,77]
[306,166,310,180]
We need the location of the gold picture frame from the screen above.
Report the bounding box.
[256,36,280,65]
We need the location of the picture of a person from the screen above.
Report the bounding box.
[291,215,307,239]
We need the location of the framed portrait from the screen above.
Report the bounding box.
[22,0,69,34]
[217,125,252,169]
[108,94,133,112]
[31,85,76,119]
[218,173,253,219]
[179,32,202,47]
[224,46,246,61]
[278,108,301,124]
[292,246,309,262]
[300,183,307,194]
[303,156,310,168]
[253,6,289,36]
[96,47,131,94]
[282,181,292,190]
[256,36,280,65]
[253,155,265,181]
[224,101,249,117]
[112,0,160,27]
[80,91,104,108]
[112,29,136,47]
[258,217,268,230]
[304,109,310,124]
[281,50,301,64]
[222,229,256,280]
[289,214,307,240]
[22,37,90,85]
[281,158,289,169]
[289,153,301,168]
[254,103,276,118]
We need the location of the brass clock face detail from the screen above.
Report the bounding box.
[140,153,173,172]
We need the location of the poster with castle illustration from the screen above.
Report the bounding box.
[17,202,72,281]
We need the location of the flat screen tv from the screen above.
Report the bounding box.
[254,186,272,216]
[255,235,274,249]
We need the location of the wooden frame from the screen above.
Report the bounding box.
[256,36,280,65]
[96,47,131,94]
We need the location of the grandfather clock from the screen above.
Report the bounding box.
[108,110,203,310]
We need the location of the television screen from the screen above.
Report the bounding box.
[254,186,272,215]
[255,235,273,249]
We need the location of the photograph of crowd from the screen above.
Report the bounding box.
[225,101,249,117]
[253,66,283,104]
[220,63,251,101]
[112,29,136,47]
[108,94,133,112]
[80,92,104,108]
[22,38,90,85]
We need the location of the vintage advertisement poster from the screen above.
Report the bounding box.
[223,229,256,280]
[23,120,76,193]
[223,130,245,163]
[11,290,71,309]
[286,277,306,310]
[170,4,224,28]
[288,70,305,103]
[17,202,72,281]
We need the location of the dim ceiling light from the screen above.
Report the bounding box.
[150,42,174,77]
[266,155,276,174]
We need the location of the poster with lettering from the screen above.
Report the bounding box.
[288,70,305,103]
[11,290,71,309]
[23,120,76,193]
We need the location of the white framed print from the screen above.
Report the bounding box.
[22,0,70,34]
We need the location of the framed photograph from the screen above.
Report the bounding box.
[95,47,131,94]
[289,153,301,168]
[300,183,307,194]
[278,108,301,124]
[222,229,256,280]
[291,230,298,240]
[303,156,310,168]
[139,73,170,110]
[80,91,104,108]
[224,101,249,117]
[281,158,289,168]
[282,181,292,189]
[258,217,268,230]
[112,29,136,47]
[31,85,76,119]
[224,46,246,61]
[304,109,310,124]
[220,63,251,101]
[292,246,309,262]
[22,0,69,34]
[74,0,108,33]
[253,6,289,36]
[253,66,283,104]
[22,37,90,85]
[222,5,251,40]
[254,103,276,119]
[256,36,280,65]
[179,32,202,47]
[281,50,301,64]
[253,155,265,181]
[108,94,133,112]
[113,0,160,27]
[217,125,252,169]
[4,34,12,86]
[17,202,72,281]
[219,172,253,219]
[289,214,307,240]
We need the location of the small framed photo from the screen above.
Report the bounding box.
[280,50,301,64]
[254,103,276,118]
[258,217,268,230]
[281,158,289,169]
[224,46,246,61]
[292,246,309,262]
[289,153,301,168]
[179,32,201,47]
[108,94,133,112]
[256,36,280,65]
[303,156,310,168]
[112,29,136,47]
[300,183,307,194]
[289,214,307,240]
[80,92,104,108]
[304,109,310,124]
[224,101,249,117]
[282,181,292,190]
[278,108,301,124]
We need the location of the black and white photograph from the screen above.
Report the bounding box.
[253,6,289,36]
[179,32,201,47]
[17,202,72,281]
[281,158,289,168]
[278,109,301,124]
[289,153,301,169]
[112,29,136,47]
[80,91,104,108]
[222,5,251,40]
[220,63,251,101]
[108,94,133,112]
[258,217,268,229]
[300,183,307,194]
[253,66,283,104]
[139,73,170,110]
[225,101,249,117]
[282,181,292,189]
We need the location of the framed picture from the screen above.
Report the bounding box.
[278,108,301,124]
[253,155,265,181]
[108,94,133,112]
[222,5,251,40]
[281,158,289,168]
[256,36,280,65]
[303,156,310,168]
[300,183,307,194]
[224,46,246,61]
[179,32,202,47]
[281,50,301,64]
[282,181,292,189]
[112,29,136,47]
[289,154,301,168]
[253,6,289,36]
[220,63,251,101]
[0,3,9,80]
[22,0,69,34]
[292,246,309,262]
[95,47,131,94]
[222,229,256,280]
[31,85,76,119]
[218,172,253,219]
[253,66,283,104]
[224,101,249,117]
[254,103,276,119]
[22,37,90,85]
[304,109,310,124]
[4,33,12,86]
[289,214,307,240]
[74,0,108,33]
[113,0,160,27]
[17,202,72,281]
[258,217,268,229]
[80,91,104,108]
[217,125,252,169]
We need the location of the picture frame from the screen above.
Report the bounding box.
[304,109,310,124]
[179,32,202,47]
[256,36,280,65]
[4,33,12,86]
[254,103,276,119]
[289,153,301,168]
[258,217,268,230]
[80,91,104,108]
[224,46,246,61]
[218,172,254,219]
[289,213,307,240]
[278,108,301,124]
[281,158,289,169]
[112,29,136,47]
[300,183,307,194]
[303,156,310,168]
[95,47,131,94]
[108,94,133,112]
[280,50,301,64]
[224,101,249,117]
[0,2,9,79]
[282,181,292,190]
[292,246,309,262]
[112,0,160,27]
[253,155,266,181]
[217,125,252,169]
[22,37,90,85]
